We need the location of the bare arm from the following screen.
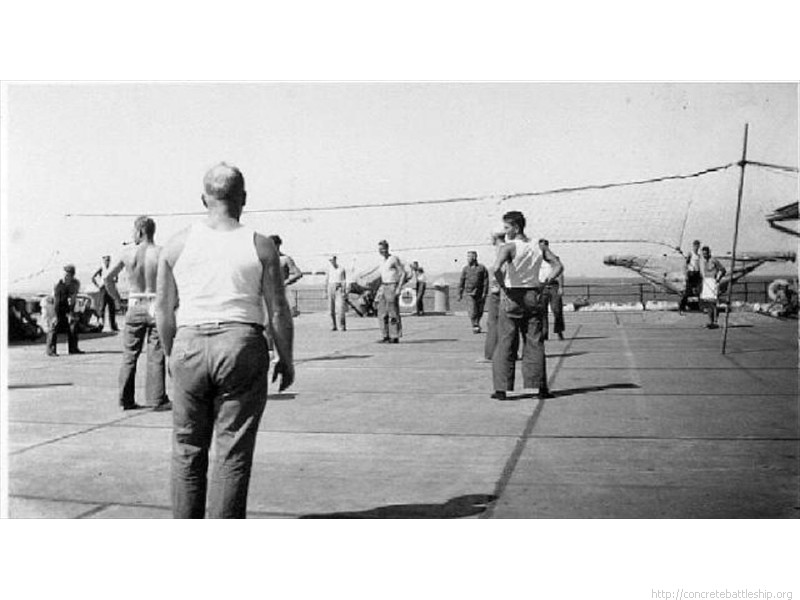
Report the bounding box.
[92,267,103,288]
[155,230,187,357]
[541,247,563,282]
[257,235,295,391]
[283,255,303,286]
[492,243,514,292]
[104,257,126,287]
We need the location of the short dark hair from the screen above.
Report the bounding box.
[378,239,389,248]
[269,234,282,247]
[502,210,526,232]
[538,238,549,246]
[203,162,245,202]
[701,245,710,252]
[693,240,701,245]
[134,216,156,239]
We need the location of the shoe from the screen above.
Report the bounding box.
[331,327,338,331]
[707,323,719,329]
[46,350,58,357]
[537,388,555,400]
[490,391,507,400]
[341,327,347,331]
[557,333,564,341]
[378,337,391,343]
[152,401,173,412]
[121,403,147,411]
[68,349,85,355]
[390,338,399,344]
[473,327,482,334]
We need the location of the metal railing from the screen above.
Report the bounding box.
[288,281,775,314]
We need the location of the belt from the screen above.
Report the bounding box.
[180,321,265,331]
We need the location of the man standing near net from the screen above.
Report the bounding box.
[491,211,562,401]
[698,245,726,329]
[459,250,490,334]
[679,239,702,314]
[156,162,294,518]
[376,239,406,343]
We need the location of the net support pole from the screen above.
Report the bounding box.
[721,123,749,355]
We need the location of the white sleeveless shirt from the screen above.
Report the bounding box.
[172,221,266,327]
[504,238,541,288]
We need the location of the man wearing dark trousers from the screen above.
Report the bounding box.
[106,217,169,411]
[156,162,294,518]
[679,240,702,314]
[491,211,562,401]
[458,250,489,334]
[45,264,82,356]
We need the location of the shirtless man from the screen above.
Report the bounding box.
[269,235,303,316]
[106,216,169,411]
[376,239,407,343]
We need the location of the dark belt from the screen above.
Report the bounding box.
[180,321,265,332]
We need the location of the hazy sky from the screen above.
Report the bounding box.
[5,82,798,292]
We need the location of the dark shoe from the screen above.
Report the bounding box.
[473,326,482,334]
[390,338,399,344]
[491,391,507,400]
[152,401,173,412]
[707,323,719,329]
[69,349,85,355]
[378,337,391,343]
[538,388,555,400]
[46,350,58,357]
[121,403,147,411]
[331,326,338,331]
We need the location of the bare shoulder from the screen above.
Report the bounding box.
[162,226,192,267]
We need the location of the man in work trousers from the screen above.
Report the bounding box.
[484,229,506,360]
[698,245,726,329]
[679,239,702,314]
[92,255,120,332]
[538,239,565,341]
[325,254,347,331]
[376,239,406,343]
[156,163,295,518]
[45,264,82,356]
[459,251,490,333]
[491,211,562,401]
[106,216,170,411]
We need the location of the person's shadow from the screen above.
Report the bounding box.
[300,494,498,519]
[502,382,640,401]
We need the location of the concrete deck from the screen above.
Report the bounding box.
[5,309,799,518]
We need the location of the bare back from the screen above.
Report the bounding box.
[126,242,162,294]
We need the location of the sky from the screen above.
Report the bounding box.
[5,82,798,293]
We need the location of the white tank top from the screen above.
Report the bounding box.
[172,221,266,327]
[504,238,541,288]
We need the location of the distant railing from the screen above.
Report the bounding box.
[287,281,774,314]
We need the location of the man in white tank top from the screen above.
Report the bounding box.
[155,163,295,519]
[105,216,169,411]
[490,211,562,400]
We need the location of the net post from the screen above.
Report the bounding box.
[721,124,749,355]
